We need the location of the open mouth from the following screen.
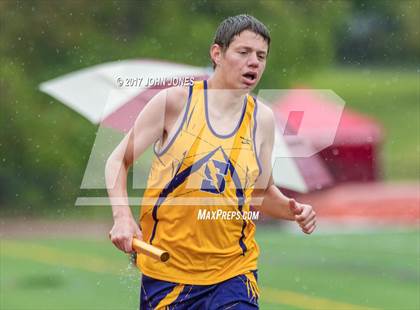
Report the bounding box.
[242,72,257,82]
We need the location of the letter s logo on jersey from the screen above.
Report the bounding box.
[200,159,230,194]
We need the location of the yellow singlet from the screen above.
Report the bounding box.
[137,80,262,285]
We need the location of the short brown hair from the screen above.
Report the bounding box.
[211,14,271,68]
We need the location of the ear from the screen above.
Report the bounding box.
[210,44,223,67]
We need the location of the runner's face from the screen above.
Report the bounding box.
[217,30,268,90]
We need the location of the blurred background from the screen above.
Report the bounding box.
[1,0,419,309]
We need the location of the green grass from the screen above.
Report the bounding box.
[1,227,419,309]
[257,227,419,309]
[294,67,419,181]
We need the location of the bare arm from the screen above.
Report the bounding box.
[252,106,293,219]
[105,87,187,252]
[106,90,167,212]
[252,104,316,234]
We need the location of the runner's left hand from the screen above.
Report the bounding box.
[288,199,316,234]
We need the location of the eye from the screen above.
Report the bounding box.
[239,51,247,55]
[258,54,266,60]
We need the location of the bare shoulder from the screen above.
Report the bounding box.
[165,86,190,116]
[158,85,190,136]
[255,98,275,136]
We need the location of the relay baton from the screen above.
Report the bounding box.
[132,238,170,262]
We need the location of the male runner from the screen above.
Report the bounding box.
[106,14,316,309]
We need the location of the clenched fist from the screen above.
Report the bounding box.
[288,199,316,234]
[109,215,143,253]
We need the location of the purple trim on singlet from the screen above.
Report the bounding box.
[153,85,193,157]
[252,96,262,176]
[203,80,248,139]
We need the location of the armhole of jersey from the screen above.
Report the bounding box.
[252,96,263,176]
[153,85,193,157]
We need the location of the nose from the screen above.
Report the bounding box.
[247,52,259,67]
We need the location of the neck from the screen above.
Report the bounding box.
[206,74,247,111]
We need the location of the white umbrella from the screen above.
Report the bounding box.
[39,59,329,193]
[40,59,210,128]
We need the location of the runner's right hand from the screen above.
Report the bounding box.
[109,215,143,253]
